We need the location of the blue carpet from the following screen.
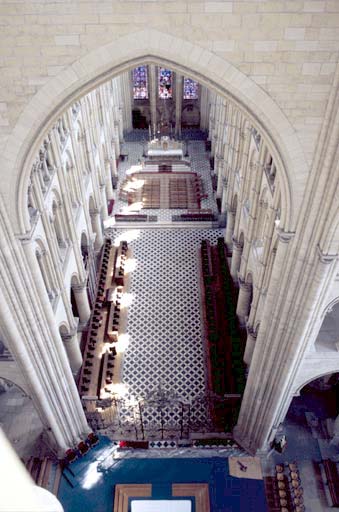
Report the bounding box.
[58,437,267,512]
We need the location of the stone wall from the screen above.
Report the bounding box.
[0,1,338,161]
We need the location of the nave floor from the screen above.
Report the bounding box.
[106,227,223,429]
[113,139,217,222]
[104,137,224,433]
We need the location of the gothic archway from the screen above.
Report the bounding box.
[5,29,305,236]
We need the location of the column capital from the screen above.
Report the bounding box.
[232,237,243,251]
[246,324,258,339]
[72,280,87,292]
[238,276,252,292]
[60,320,79,342]
[226,206,236,216]
[317,244,338,264]
[276,228,295,243]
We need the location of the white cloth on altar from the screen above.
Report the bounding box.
[147,149,183,157]
[131,500,191,512]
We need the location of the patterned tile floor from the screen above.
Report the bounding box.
[106,138,223,431]
[108,228,223,404]
[115,140,217,222]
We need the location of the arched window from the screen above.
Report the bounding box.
[158,68,172,99]
[132,66,148,100]
[183,78,199,99]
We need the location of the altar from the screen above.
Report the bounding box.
[131,501,191,512]
[147,136,183,158]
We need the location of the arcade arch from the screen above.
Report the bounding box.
[5,29,307,237]
[0,377,44,459]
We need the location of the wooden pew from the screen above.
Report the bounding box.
[320,459,339,507]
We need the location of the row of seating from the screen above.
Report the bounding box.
[80,238,113,395]
[25,456,55,489]
[115,213,148,222]
[217,238,245,394]
[114,241,128,286]
[265,476,292,512]
[106,287,123,342]
[201,240,232,396]
[200,239,245,430]
[321,459,339,507]
[173,213,216,221]
[271,462,305,511]
[99,241,129,397]
[98,347,117,398]
[201,240,214,283]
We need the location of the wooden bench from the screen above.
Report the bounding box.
[320,459,339,507]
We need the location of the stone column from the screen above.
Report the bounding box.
[2,227,90,452]
[230,238,243,281]
[60,330,83,374]
[110,151,118,177]
[100,184,109,220]
[236,278,252,325]
[105,160,114,200]
[221,181,228,212]
[121,71,133,132]
[36,251,53,300]
[199,85,210,131]
[219,179,227,227]
[0,428,64,512]
[243,326,257,365]
[175,73,183,137]
[225,209,236,247]
[72,281,91,325]
[90,209,104,250]
[330,414,339,446]
[113,135,120,160]
[216,157,225,198]
[149,64,157,134]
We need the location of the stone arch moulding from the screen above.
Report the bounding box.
[59,321,71,336]
[294,368,339,397]
[322,296,339,318]
[319,206,339,256]
[70,273,81,287]
[5,28,307,235]
[0,369,31,396]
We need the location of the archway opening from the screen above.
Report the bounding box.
[315,302,339,353]
[10,31,307,237]
[0,377,44,461]
[275,373,339,460]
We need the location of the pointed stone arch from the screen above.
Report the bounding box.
[294,370,339,397]
[0,28,306,235]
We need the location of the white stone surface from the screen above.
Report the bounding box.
[131,501,191,512]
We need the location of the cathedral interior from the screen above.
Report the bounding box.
[0,2,339,512]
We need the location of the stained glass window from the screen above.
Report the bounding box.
[158,68,172,99]
[183,78,199,99]
[133,66,148,100]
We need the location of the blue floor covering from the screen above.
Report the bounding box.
[58,437,267,512]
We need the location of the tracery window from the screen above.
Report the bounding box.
[183,78,199,99]
[133,66,148,100]
[158,68,172,99]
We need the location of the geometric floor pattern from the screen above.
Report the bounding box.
[115,140,218,221]
[107,228,223,427]
[105,139,224,432]
[123,228,223,400]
